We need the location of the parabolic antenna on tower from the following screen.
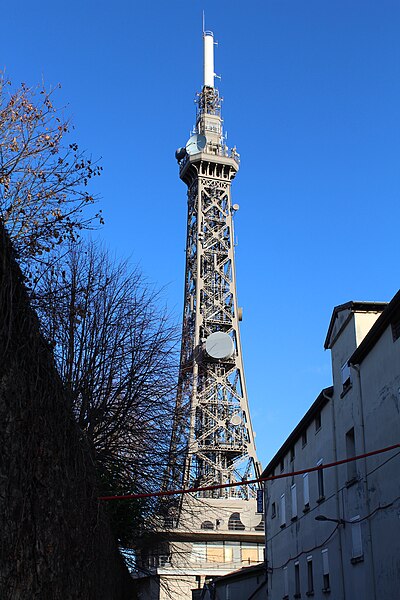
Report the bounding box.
[186,133,207,155]
[205,332,234,360]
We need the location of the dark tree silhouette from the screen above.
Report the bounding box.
[35,242,178,544]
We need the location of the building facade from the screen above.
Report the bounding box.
[262,293,400,600]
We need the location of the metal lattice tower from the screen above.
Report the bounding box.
[136,32,265,599]
[167,30,261,504]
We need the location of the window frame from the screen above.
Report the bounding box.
[280,493,286,528]
[283,566,289,599]
[317,459,325,502]
[302,429,308,447]
[321,548,330,592]
[291,483,298,520]
[303,472,310,511]
[315,411,322,432]
[294,561,301,598]
[350,516,363,562]
[345,427,357,483]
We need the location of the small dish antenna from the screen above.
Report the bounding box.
[205,331,234,359]
[230,413,241,426]
[186,133,207,155]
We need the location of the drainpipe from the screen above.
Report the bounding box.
[322,389,346,600]
[350,363,377,600]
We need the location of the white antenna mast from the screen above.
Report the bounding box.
[203,28,215,88]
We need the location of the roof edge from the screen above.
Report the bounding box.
[349,289,400,365]
[324,301,388,350]
[262,386,333,477]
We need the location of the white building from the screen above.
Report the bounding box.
[262,292,400,599]
[134,496,264,600]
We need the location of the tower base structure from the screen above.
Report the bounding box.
[134,497,264,600]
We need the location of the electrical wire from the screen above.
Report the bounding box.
[273,523,340,570]
[98,441,400,501]
[268,495,400,571]
[265,449,400,545]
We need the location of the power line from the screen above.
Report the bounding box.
[98,441,400,501]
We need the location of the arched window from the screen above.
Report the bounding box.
[201,520,214,530]
[228,512,245,531]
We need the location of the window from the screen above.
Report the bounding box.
[271,502,276,518]
[280,493,286,528]
[317,459,325,501]
[294,561,301,598]
[290,446,295,462]
[207,542,224,563]
[291,484,298,520]
[242,543,258,564]
[322,549,330,591]
[280,458,285,472]
[346,427,357,482]
[191,543,207,563]
[315,411,321,432]
[229,542,241,564]
[351,517,363,561]
[391,317,400,342]
[257,544,264,562]
[307,556,314,596]
[225,584,231,600]
[283,566,289,599]
[224,544,233,563]
[228,512,245,531]
[341,362,351,393]
[201,520,214,530]
[302,429,308,447]
[303,473,310,510]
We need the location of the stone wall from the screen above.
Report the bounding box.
[0,224,135,599]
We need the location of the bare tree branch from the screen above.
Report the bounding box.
[34,242,179,544]
[0,74,103,282]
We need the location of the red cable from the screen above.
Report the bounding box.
[98,442,400,501]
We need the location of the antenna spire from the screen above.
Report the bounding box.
[203,28,214,88]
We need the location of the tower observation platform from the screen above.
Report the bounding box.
[135,29,264,600]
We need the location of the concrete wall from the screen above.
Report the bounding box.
[263,304,400,600]
[264,395,343,599]
[351,324,400,598]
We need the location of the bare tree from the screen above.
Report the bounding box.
[0,74,103,280]
[35,242,178,544]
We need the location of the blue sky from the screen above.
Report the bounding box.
[2,1,400,467]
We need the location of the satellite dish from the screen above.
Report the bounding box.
[232,204,240,211]
[175,147,187,161]
[230,413,241,426]
[240,510,263,529]
[186,133,207,155]
[205,332,234,360]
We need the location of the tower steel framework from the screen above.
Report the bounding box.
[135,31,264,600]
[167,30,261,506]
